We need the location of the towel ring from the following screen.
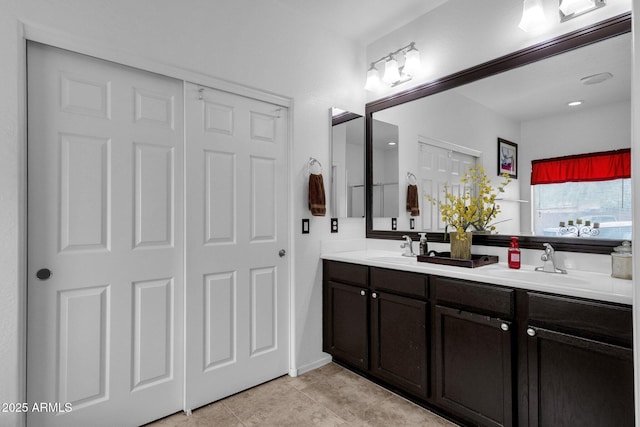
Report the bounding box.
[308,157,322,175]
[407,172,417,185]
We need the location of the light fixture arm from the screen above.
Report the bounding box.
[368,42,417,68]
[364,42,421,90]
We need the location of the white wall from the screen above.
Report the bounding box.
[0,1,365,425]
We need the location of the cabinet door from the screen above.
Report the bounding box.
[370,291,428,399]
[527,326,634,427]
[323,281,369,370]
[435,305,513,427]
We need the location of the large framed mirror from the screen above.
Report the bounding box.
[365,13,631,254]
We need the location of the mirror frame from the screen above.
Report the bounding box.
[365,12,631,254]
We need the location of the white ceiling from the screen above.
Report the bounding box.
[274,0,449,44]
[454,32,631,122]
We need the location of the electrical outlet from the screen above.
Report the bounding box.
[391,218,397,230]
[331,218,339,233]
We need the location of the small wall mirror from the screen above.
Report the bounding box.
[330,108,364,218]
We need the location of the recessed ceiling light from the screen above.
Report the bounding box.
[567,100,584,107]
[580,72,613,85]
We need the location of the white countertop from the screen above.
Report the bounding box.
[321,250,632,305]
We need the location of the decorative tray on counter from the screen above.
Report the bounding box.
[417,251,498,268]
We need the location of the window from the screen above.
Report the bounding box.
[531,149,631,239]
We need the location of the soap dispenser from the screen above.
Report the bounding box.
[508,236,521,269]
[419,233,428,256]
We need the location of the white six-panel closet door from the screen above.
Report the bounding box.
[183,83,289,411]
[27,42,184,427]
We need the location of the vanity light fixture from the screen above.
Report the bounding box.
[518,0,547,32]
[560,0,605,22]
[364,42,421,91]
[567,100,584,107]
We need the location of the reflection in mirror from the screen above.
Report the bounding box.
[367,19,631,252]
[371,119,399,220]
[330,108,364,218]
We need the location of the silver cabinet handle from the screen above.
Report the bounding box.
[360,290,366,296]
[527,327,536,337]
[500,323,509,331]
[372,292,378,299]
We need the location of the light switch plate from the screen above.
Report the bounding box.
[302,218,310,234]
[410,218,415,230]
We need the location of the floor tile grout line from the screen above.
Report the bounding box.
[295,383,352,425]
[220,400,248,426]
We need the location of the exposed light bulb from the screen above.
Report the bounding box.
[518,0,547,33]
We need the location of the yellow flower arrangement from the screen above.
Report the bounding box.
[428,166,511,242]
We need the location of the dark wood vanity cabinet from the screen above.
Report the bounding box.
[524,292,634,427]
[370,267,429,399]
[322,260,634,427]
[322,261,369,370]
[432,276,515,427]
[323,261,429,399]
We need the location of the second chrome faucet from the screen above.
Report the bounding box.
[535,243,567,274]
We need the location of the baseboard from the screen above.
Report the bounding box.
[290,354,333,377]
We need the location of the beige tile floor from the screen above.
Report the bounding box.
[146,363,459,427]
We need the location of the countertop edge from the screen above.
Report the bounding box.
[322,250,632,305]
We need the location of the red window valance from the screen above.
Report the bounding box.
[531,148,631,185]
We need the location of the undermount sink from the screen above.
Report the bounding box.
[366,256,417,265]
[484,268,588,286]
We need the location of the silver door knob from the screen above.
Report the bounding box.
[279,249,286,257]
[500,323,509,331]
[360,290,366,296]
[527,327,536,337]
[371,292,378,299]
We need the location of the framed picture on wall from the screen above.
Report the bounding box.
[498,138,518,178]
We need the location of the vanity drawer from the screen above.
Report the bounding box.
[432,276,514,318]
[323,260,368,287]
[370,267,428,299]
[527,292,632,346]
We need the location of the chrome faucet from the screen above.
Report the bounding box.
[535,243,567,274]
[401,235,416,257]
